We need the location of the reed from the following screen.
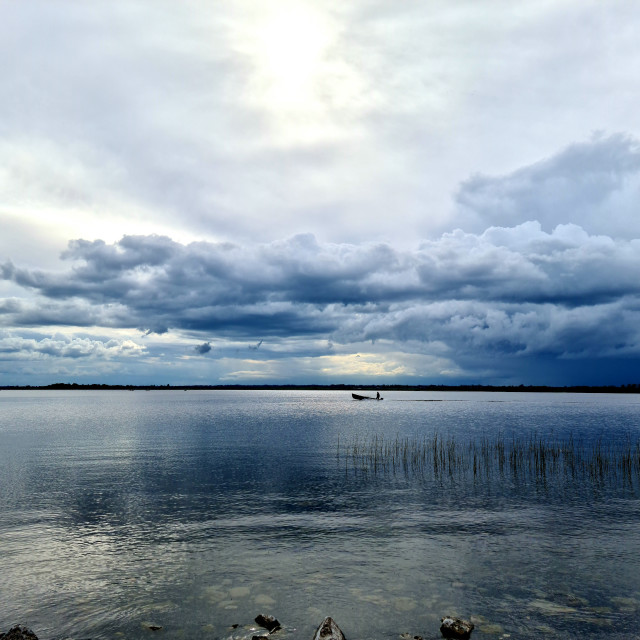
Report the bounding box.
[337,432,640,488]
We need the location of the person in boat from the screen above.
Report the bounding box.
[376,391,380,400]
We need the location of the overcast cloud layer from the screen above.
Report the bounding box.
[1,1,640,385]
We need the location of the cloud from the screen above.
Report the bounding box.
[4,1,640,252]
[2,221,640,386]
[455,134,640,239]
[194,342,212,355]
[144,326,169,336]
[0,332,145,361]
[4,223,640,315]
[3,0,640,387]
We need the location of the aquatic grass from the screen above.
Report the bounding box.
[337,432,640,490]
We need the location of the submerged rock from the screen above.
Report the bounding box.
[230,587,251,599]
[312,617,346,640]
[255,614,281,633]
[440,617,474,639]
[0,627,39,640]
[529,599,577,615]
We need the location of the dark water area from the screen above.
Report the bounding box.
[1,390,640,640]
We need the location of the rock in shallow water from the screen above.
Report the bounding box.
[312,617,346,640]
[0,627,39,640]
[440,617,474,639]
[255,614,281,632]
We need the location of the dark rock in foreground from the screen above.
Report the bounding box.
[312,617,346,640]
[0,627,39,640]
[439,617,474,639]
[255,614,281,633]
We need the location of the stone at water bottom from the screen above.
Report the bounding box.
[440,617,474,639]
[529,599,576,615]
[478,623,503,634]
[393,597,417,612]
[0,627,39,640]
[312,617,346,640]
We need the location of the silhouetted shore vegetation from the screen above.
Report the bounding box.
[1,382,640,393]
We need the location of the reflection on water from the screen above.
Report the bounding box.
[1,390,640,640]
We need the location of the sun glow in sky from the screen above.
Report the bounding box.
[2,0,640,386]
[258,7,330,106]
[237,4,362,146]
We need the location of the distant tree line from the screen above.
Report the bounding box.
[1,382,639,393]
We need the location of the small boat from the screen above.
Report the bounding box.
[352,393,383,401]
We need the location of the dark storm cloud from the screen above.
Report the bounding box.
[334,298,640,360]
[3,224,640,371]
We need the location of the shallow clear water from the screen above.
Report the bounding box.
[1,390,640,640]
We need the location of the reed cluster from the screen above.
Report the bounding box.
[338,433,640,487]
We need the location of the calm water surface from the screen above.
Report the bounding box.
[1,390,640,640]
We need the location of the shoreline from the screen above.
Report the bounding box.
[1,383,639,393]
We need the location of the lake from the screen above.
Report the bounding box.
[1,390,640,640]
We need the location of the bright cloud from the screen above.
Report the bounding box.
[1,1,640,385]
[0,333,145,361]
[455,134,640,238]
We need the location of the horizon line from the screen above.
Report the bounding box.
[2,382,640,393]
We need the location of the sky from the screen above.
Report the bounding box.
[2,0,640,387]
